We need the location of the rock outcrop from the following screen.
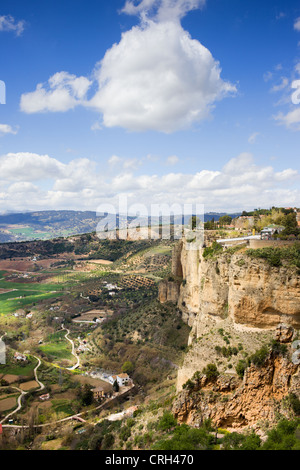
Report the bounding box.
[173,348,299,432]
[158,279,181,304]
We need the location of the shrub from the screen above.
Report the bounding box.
[248,345,269,367]
[236,360,248,378]
[157,411,177,432]
[287,393,300,416]
[202,363,219,380]
[262,418,300,450]
[203,241,223,259]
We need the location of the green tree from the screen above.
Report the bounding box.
[79,384,94,407]
[219,215,232,226]
[157,411,177,432]
[262,419,300,450]
[202,363,219,381]
[113,380,119,393]
[122,360,134,374]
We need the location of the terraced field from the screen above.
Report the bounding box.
[0,270,71,315]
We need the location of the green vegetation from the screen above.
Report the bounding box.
[202,241,223,259]
[202,363,219,380]
[153,423,214,450]
[0,271,70,315]
[97,299,190,391]
[261,418,300,450]
[235,341,288,378]
[0,354,38,377]
[38,330,74,363]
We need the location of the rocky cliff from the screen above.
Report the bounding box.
[161,238,300,432]
[178,241,300,331]
[172,344,300,433]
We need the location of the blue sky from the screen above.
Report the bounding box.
[0,0,299,214]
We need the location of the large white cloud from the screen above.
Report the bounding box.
[20,1,236,132]
[89,20,236,132]
[0,152,65,181]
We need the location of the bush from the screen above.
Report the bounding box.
[287,394,300,416]
[222,431,261,450]
[152,424,214,450]
[247,244,300,268]
[262,418,300,450]
[236,360,248,378]
[203,241,223,259]
[202,363,219,380]
[157,411,177,432]
[248,345,269,367]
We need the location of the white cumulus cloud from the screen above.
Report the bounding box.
[20,72,92,114]
[20,0,236,133]
[89,20,236,132]
[0,152,298,213]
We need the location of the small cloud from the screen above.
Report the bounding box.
[295,62,300,75]
[91,121,102,131]
[270,77,289,92]
[0,15,25,36]
[108,155,122,166]
[166,155,179,165]
[263,71,273,82]
[20,72,92,114]
[274,108,300,130]
[294,17,300,32]
[0,124,18,136]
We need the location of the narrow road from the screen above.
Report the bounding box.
[2,384,136,430]
[0,355,45,424]
[61,327,80,370]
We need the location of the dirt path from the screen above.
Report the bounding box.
[0,355,44,424]
[61,326,80,370]
[2,384,136,430]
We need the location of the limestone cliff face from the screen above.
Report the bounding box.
[168,238,300,431]
[177,240,300,331]
[158,280,181,304]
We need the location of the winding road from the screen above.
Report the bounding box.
[0,327,78,425]
[62,327,80,370]
[0,331,132,431]
[0,355,45,425]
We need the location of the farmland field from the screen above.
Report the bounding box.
[38,330,74,363]
[0,270,72,315]
[0,395,18,412]
[0,356,38,377]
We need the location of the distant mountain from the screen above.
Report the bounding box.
[0,210,242,243]
[204,212,241,222]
